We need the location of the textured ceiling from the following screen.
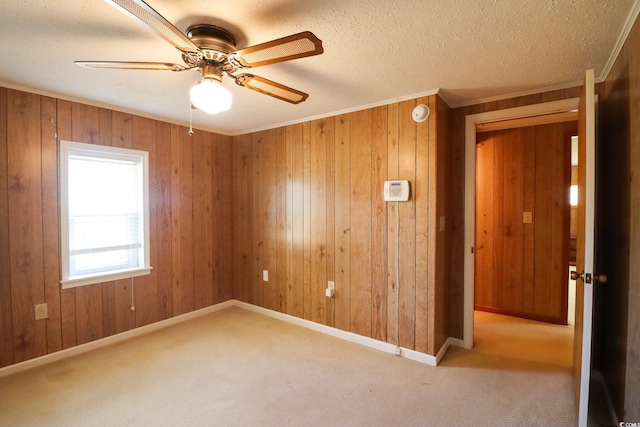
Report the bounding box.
[0,0,637,135]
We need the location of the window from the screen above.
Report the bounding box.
[60,141,151,288]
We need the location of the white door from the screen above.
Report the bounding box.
[573,68,597,427]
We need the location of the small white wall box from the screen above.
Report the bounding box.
[383,180,410,202]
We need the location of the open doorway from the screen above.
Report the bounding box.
[474,121,576,325]
[462,98,580,349]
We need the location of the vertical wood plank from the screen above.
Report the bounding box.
[310,119,328,324]
[75,285,104,344]
[40,96,62,354]
[434,95,450,351]
[522,126,536,314]
[325,119,336,327]
[203,132,214,306]
[232,134,252,303]
[262,129,277,311]
[251,132,264,306]
[56,100,77,350]
[191,131,208,310]
[155,121,173,319]
[102,110,117,335]
[350,111,372,336]
[414,96,430,353]
[333,115,351,330]
[132,116,159,326]
[0,87,14,367]
[386,102,399,345]
[302,122,312,320]
[219,134,234,301]
[534,124,553,314]
[548,123,570,319]
[492,130,505,309]
[447,107,466,340]
[397,100,416,349]
[501,127,524,313]
[170,124,182,315]
[275,127,288,313]
[371,106,388,341]
[285,125,295,316]
[180,128,194,314]
[7,90,47,362]
[475,134,494,308]
[287,124,305,318]
[210,133,223,304]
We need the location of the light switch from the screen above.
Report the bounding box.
[263,270,268,282]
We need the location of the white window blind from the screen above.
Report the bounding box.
[60,141,151,288]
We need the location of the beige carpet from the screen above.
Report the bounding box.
[0,307,577,426]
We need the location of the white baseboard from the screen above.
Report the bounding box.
[434,337,464,365]
[1,299,455,378]
[0,300,235,379]
[447,337,465,348]
[234,300,438,366]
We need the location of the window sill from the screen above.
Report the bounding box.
[60,267,153,289]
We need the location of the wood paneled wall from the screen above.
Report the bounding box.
[0,88,234,368]
[231,95,452,355]
[474,122,575,324]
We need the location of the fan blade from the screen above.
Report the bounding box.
[106,0,199,53]
[229,31,323,68]
[75,61,186,71]
[235,74,309,104]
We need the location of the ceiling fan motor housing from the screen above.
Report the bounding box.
[185,24,236,63]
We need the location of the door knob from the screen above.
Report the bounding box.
[570,271,607,284]
[594,274,607,283]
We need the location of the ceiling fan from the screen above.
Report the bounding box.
[76,0,324,114]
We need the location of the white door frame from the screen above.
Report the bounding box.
[463,97,580,349]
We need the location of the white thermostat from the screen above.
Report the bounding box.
[383,180,410,202]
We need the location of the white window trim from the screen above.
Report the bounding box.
[60,267,153,289]
[59,140,151,289]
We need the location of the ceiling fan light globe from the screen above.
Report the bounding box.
[190,79,232,114]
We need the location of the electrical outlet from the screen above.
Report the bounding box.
[326,280,336,298]
[35,303,48,320]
